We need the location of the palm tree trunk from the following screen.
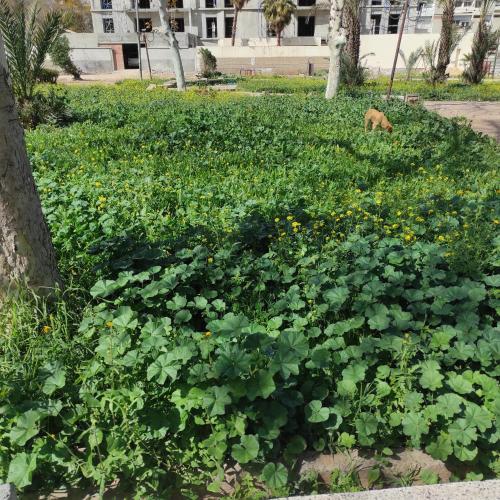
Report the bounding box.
[0,38,60,297]
[345,4,360,67]
[231,8,239,46]
[436,0,454,81]
[277,29,281,47]
[325,0,346,99]
[159,0,186,91]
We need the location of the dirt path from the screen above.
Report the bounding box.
[424,101,500,141]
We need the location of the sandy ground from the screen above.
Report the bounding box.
[424,101,500,141]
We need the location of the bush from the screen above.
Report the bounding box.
[37,68,59,84]
[18,88,72,128]
[49,36,81,80]
[199,48,219,78]
[340,52,369,86]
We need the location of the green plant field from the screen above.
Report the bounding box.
[237,75,500,100]
[1,83,499,497]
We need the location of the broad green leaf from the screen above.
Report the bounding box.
[9,410,40,446]
[419,360,443,391]
[449,419,477,445]
[90,279,117,298]
[401,413,429,446]
[420,469,439,485]
[305,400,329,423]
[323,287,349,309]
[246,371,275,401]
[366,304,390,331]
[426,434,453,461]
[464,403,493,432]
[355,413,378,436]
[203,386,231,417]
[231,435,259,464]
[454,443,478,461]
[7,452,37,489]
[430,327,457,350]
[435,393,463,418]
[284,435,306,457]
[260,462,288,489]
[174,309,192,324]
[278,330,309,358]
[447,373,473,394]
[40,361,66,395]
[270,350,300,379]
[147,353,180,384]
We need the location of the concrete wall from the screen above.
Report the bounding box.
[71,48,115,73]
[206,32,477,75]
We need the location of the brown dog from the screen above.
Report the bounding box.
[364,108,393,133]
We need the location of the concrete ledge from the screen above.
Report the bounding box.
[277,479,500,500]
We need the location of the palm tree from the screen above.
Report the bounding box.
[262,0,296,47]
[435,0,455,82]
[399,47,423,81]
[344,0,361,69]
[0,0,63,105]
[0,35,60,296]
[231,0,249,46]
[463,0,499,84]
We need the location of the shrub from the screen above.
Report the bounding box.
[340,52,370,86]
[37,68,59,84]
[49,36,82,80]
[18,88,72,128]
[199,47,219,78]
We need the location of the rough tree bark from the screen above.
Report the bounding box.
[0,37,60,297]
[325,0,346,99]
[436,0,455,81]
[344,0,360,68]
[277,29,282,47]
[231,8,239,46]
[159,0,186,91]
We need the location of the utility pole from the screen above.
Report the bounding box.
[386,0,409,99]
[135,0,143,80]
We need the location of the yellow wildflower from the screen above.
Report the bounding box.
[286,215,293,221]
[437,235,446,242]
[291,221,301,228]
[42,325,51,334]
[204,331,212,338]
[207,257,213,264]
[106,321,113,328]
[95,181,102,188]
[274,217,280,222]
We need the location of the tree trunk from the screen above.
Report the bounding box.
[159,0,186,91]
[277,29,281,47]
[345,3,360,67]
[0,38,60,297]
[231,8,239,46]
[325,0,346,99]
[436,0,454,81]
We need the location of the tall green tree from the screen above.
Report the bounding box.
[435,0,455,81]
[463,0,499,84]
[262,0,296,47]
[0,0,64,105]
[231,0,249,47]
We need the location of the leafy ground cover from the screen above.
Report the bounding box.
[237,75,500,100]
[1,83,499,497]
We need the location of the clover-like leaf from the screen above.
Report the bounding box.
[261,462,288,489]
[305,400,329,423]
[231,435,259,464]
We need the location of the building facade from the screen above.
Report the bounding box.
[88,0,499,70]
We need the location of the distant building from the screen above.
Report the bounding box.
[84,0,499,72]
